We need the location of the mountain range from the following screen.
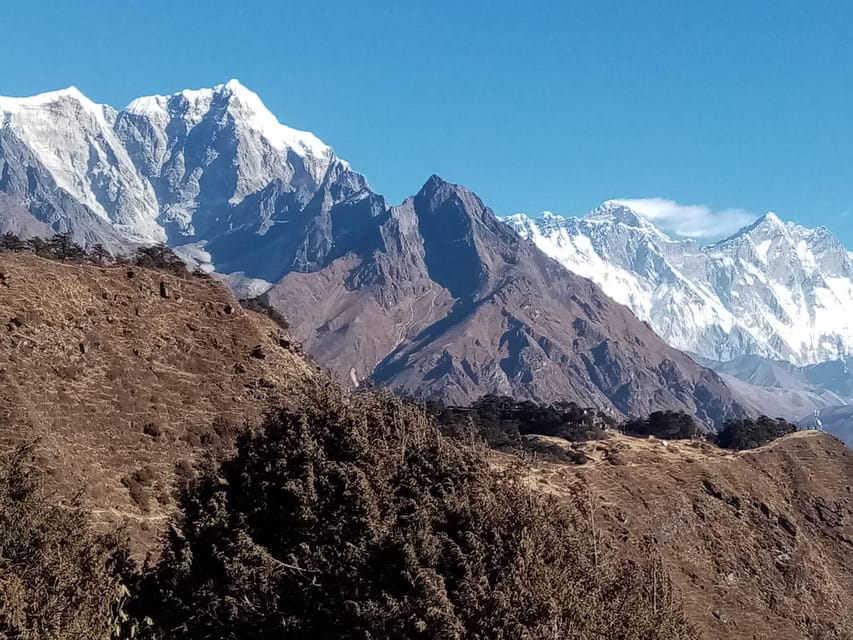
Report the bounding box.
[0,81,749,424]
[506,205,853,367]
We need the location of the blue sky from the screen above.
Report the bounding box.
[1,0,851,245]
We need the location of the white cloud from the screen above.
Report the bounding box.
[611,198,756,242]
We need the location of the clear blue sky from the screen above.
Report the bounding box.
[1,0,851,245]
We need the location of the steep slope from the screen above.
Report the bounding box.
[507,205,853,366]
[0,88,162,249]
[520,431,853,640]
[267,176,745,424]
[0,252,315,550]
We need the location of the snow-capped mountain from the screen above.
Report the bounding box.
[0,83,748,420]
[0,80,370,291]
[506,203,853,366]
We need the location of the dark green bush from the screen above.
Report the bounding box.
[48,232,87,262]
[239,295,290,331]
[133,386,695,639]
[430,394,612,449]
[133,244,188,276]
[714,416,796,450]
[0,232,26,251]
[622,410,699,440]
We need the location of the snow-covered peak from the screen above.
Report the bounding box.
[0,85,162,243]
[218,80,333,161]
[506,199,853,366]
[578,200,674,242]
[124,80,335,164]
[0,85,88,110]
[588,200,646,225]
[727,211,788,239]
[0,86,115,125]
[763,211,782,225]
[504,202,672,242]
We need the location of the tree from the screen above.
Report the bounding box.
[714,416,796,450]
[622,411,699,440]
[429,395,612,450]
[90,243,110,265]
[134,244,186,276]
[0,232,26,252]
[26,236,52,258]
[49,233,86,262]
[0,444,133,639]
[132,386,696,639]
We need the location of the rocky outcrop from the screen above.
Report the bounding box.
[267,176,746,425]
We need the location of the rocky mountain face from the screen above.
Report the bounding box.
[696,354,852,440]
[267,176,744,423]
[799,405,853,446]
[706,354,853,404]
[0,81,372,293]
[0,83,745,421]
[506,205,853,366]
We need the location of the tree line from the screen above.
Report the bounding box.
[428,395,799,453]
[0,231,201,278]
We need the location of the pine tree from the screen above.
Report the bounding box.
[0,232,26,252]
[90,243,109,265]
[49,233,86,262]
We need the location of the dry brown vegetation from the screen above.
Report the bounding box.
[515,431,853,640]
[131,386,697,640]
[0,445,130,640]
[0,252,316,550]
[0,252,851,639]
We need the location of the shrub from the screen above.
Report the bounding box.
[132,385,696,639]
[0,232,26,252]
[430,394,612,450]
[240,295,290,331]
[27,236,52,258]
[49,233,86,262]
[0,444,132,639]
[133,244,187,276]
[714,416,796,450]
[142,421,162,440]
[89,243,110,265]
[622,411,699,440]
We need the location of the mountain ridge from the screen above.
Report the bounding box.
[266,174,746,423]
[0,82,746,419]
[506,205,853,366]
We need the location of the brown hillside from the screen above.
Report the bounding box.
[268,176,745,426]
[0,252,315,550]
[517,431,853,640]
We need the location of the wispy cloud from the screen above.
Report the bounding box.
[612,198,756,242]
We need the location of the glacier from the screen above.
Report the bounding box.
[505,203,853,366]
[0,80,356,281]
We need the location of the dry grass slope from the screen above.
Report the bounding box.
[516,431,853,640]
[0,253,316,550]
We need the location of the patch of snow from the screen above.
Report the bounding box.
[222,273,275,299]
